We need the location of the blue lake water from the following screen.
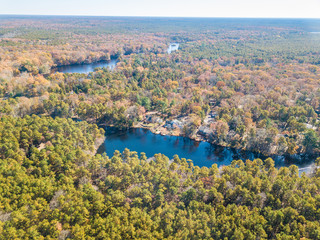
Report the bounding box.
[168,43,179,54]
[54,59,117,74]
[97,128,315,173]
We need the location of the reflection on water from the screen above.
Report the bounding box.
[54,59,118,74]
[167,43,179,54]
[97,128,315,173]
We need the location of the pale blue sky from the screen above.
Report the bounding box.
[0,0,319,18]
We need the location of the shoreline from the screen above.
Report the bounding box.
[96,123,317,175]
[97,121,319,164]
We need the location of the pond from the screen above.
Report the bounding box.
[168,43,179,54]
[97,128,315,174]
[54,59,118,74]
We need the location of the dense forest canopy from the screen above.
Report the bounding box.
[1,115,320,239]
[1,17,320,156]
[1,16,320,239]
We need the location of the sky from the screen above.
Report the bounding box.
[0,0,320,18]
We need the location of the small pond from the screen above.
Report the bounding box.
[168,43,180,54]
[54,59,118,74]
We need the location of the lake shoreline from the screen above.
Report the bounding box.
[130,121,319,163]
[96,122,317,174]
[52,58,119,74]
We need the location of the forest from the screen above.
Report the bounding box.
[0,16,320,239]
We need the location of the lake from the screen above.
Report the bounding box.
[54,59,118,74]
[97,128,315,174]
[168,43,179,54]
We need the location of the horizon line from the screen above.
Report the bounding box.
[0,13,320,20]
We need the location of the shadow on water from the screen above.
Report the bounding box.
[97,127,316,173]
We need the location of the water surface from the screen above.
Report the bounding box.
[168,43,179,54]
[54,59,117,74]
[97,128,315,173]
